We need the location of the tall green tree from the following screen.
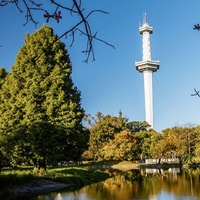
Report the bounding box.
[0,67,7,89]
[0,25,86,168]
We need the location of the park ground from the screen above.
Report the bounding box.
[0,161,199,199]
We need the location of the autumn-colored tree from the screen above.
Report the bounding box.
[192,126,200,163]
[152,137,166,161]
[183,126,199,159]
[84,112,156,161]
[153,127,187,163]
[84,111,128,160]
[100,130,137,161]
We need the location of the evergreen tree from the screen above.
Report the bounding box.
[0,25,86,168]
[0,67,7,89]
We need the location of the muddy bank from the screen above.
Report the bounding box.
[11,179,71,198]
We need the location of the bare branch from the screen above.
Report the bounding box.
[193,24,200,30]
[57,3,112,62]
[0,0,114,62]
[50,0,78,13]
[191,89,200,97]
[0,2,7,6]
[93,34,115,49]
[22,0,41,25]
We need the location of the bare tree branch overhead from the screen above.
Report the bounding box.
[0,0,115,62]
[191,89,200,97]
[193,23,200,30]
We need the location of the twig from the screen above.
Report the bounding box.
[0,0,115,62]
[191,89,200,97]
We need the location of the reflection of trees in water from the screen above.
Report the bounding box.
[80,168,200,200]
[148,168,200,198]
[143,168,200,198]
[181,168,200,197]
[81,170,142,200]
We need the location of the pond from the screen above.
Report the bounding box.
[32,167,200,200]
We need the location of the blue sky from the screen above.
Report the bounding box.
[1,1,200,132]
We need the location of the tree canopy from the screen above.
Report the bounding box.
[0,25,87,169]
[83,112,200,164]
[83,111,153,161]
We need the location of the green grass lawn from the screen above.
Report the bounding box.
[0,164,110,195]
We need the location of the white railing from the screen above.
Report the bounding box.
[145,158,180,164]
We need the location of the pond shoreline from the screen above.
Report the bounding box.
[112,162,200,170]
[13,179,72,198]
[2,162,200,199]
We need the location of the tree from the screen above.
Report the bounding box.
[152,137,166,162]
[84,111,153,161]
[153,127,187,163]
[0,67,7,88]
[127,121,150,134]
[134,130,160,160]
[181,126,197,161]
[0,0,114,62]
[100,130,137,161]
[84,111,128,160]
[0,25,87,169]
[191,126,200,163]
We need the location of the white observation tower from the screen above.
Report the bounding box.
[135,14,160,129]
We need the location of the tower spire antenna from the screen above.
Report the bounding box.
[143,12,147,24]
[135,15,160,129]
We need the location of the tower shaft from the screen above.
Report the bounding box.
[143,70,153,128]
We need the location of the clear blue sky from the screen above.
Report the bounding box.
[1,1,200,132]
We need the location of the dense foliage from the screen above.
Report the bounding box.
[149,126,200,163]
[83,112,200,164]
[83,111,152,161]
[0,25,88,169]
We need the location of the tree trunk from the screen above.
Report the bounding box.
[38,158,46,174]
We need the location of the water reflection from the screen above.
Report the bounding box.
[35,168,200,200]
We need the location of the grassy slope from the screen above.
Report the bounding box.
[0,164,110,197]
